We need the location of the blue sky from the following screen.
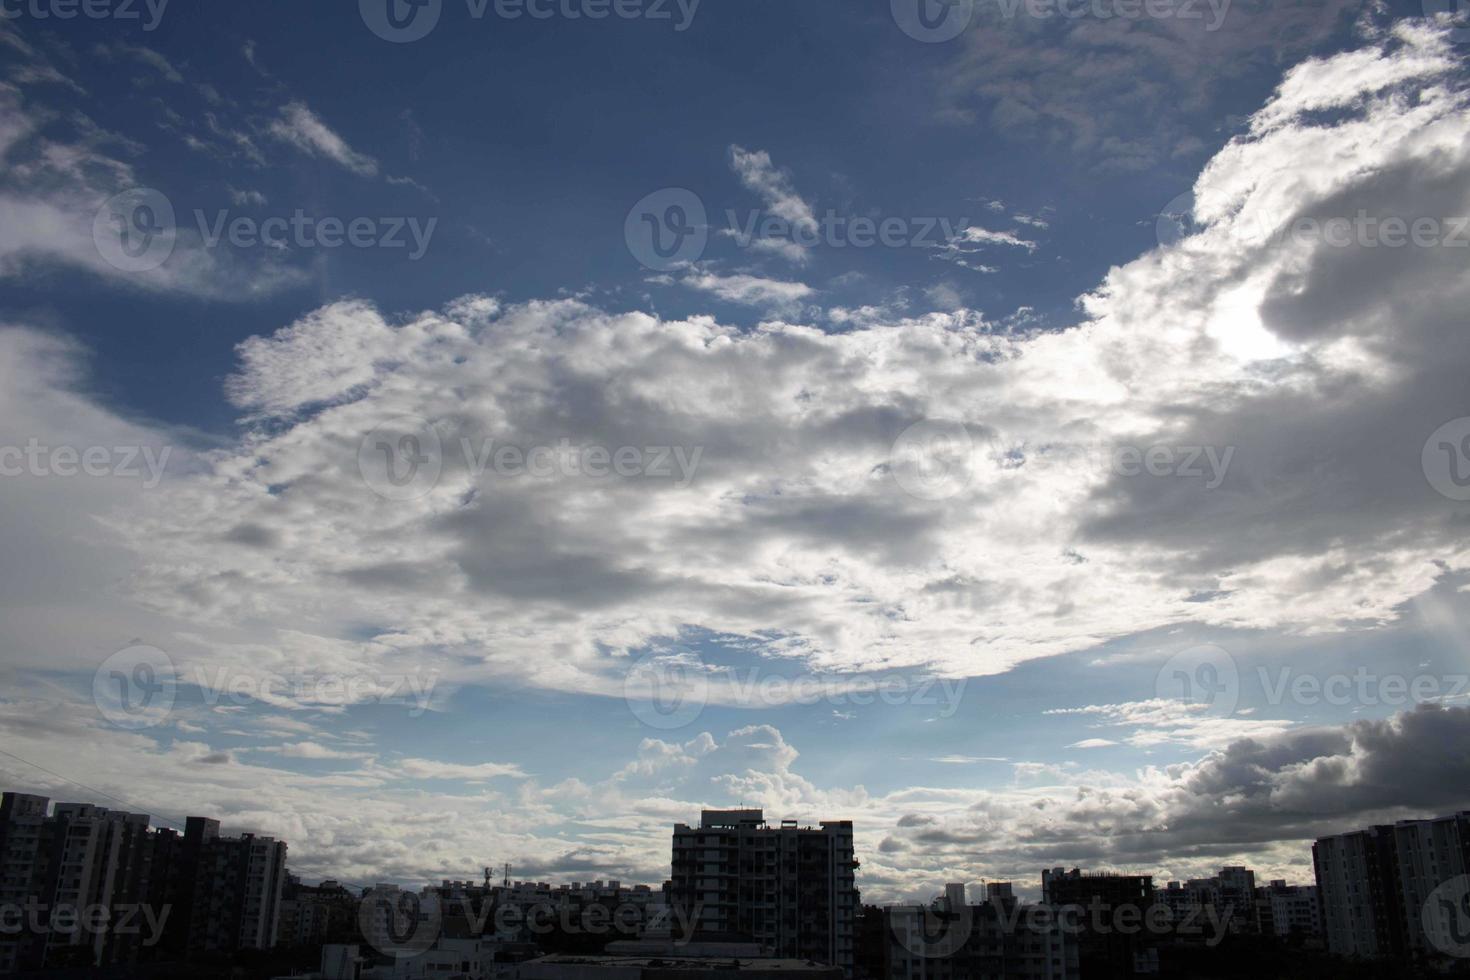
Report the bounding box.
[3,0,1470,901]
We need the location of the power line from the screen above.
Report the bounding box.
[0,747,190,829]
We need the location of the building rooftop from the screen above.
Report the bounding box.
[528,955,838,971]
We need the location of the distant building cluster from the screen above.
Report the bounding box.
[277,876,358,949]
[1157,866,1319,941]
[437,876,665,939]
[3,790,1469,979]
[875,865,1319,980]
[1253,878,1321,940]
[883,881,1078,980]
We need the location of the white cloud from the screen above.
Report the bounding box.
[0,20,1461,717]
[7,18,1468,698]
[397,759,528,781]
[261,741,374,761]
[268,100,378,177]
[729,145,817,229]
[3,657,1468,898]
[0,61,306,299]
[228,186,267,207]
[1048,700,1295,750]
[2,20,1469,896]
[1248,21,1456,135]
[739,235,812,265]
[224,300,402,415]
[959,226,1038,250]
[938,0,1363,172]
[728,145,818,263]
[680,270,814,305]
[88,25,1465,693]
[95,42,183,84]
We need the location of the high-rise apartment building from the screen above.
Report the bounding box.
[1391,811,1470,958]
[1313,811,1470,960]
[185,820,289,954]
[669,809,858,977]
[0,795,154,973]
[1313,823,1402,958]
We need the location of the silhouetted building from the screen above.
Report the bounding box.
[1040,868,1156,978]
[1313,823,1406,958]
[884,882,1077,980]
[186,822,287,953]
[0,794,153,973]
[1158,866,1259,938]
[0,790,286,973]
[852,905,888,980]
[279,874,358,947]
[434,877,664,946]
[670,810,858,978]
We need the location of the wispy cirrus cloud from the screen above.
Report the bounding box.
[396,759,528,782]
[1047,700,1294,749]
[0,85,306,298]
[728,144,819,264]
[936,0,1363,172]
[268,100,379,177]
[680,269,814,305]
[958,226,1038,250]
